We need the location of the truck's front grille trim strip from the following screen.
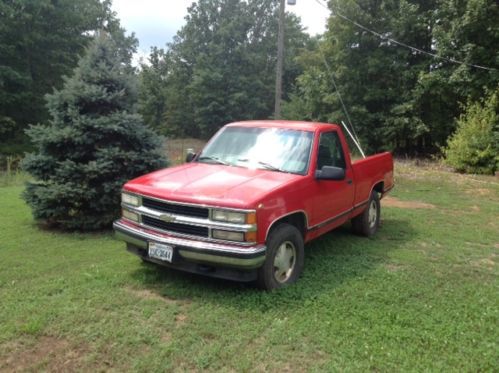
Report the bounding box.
[142,215,209,237]
[142,197,209,218]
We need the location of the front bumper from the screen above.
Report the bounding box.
[113,219,266,272]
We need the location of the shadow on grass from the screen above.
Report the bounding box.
[129,218,416,311]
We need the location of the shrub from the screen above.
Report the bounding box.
[22,34,167,230]
[444,89,499,175]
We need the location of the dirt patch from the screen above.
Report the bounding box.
[489,221,499,230]
[254,349,327,372]
[473,258,496,268]
[0,336,89,372]
[465,241,490,249]
[175,314,188,325]
[470,254,497,269]
[384,263,406,272]
[382,196,435,209]
[465,188,493,197]
[125,287,178,305]
[161,333,172,344]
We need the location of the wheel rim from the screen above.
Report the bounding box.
[368,200,377,228]
[273,241,296,283]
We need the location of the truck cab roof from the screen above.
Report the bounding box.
[226,120,340,132]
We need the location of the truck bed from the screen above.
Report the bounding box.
[352,152,394,207]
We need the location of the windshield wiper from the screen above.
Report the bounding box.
[257,161,285,173]
[237,159,286,172]
[197,156,229,165]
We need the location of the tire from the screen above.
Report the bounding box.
[257,223,304,290]
[352,191,380,237]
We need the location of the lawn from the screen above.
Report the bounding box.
[0,161,497,371]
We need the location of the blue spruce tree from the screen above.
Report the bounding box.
[22,34,167,230]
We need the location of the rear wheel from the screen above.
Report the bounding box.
[257,224,304,290]
[352,191,380,237]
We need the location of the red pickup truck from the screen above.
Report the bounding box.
[114,120,394,289]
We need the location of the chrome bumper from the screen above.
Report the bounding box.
[113,220,266,269]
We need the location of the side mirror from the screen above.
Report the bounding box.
[315,166,345,180]
[185,151,196,163]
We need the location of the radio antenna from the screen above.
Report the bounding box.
[341,121,365,158]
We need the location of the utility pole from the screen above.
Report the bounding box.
[274,0,286,119]
[274,0,296,119]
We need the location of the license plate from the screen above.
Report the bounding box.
[148,242,173,262]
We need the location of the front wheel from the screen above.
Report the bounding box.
[257,224,304,290]
[352,191,380,237]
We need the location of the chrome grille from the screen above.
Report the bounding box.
[142,215,209,237]
[142,197,209,218]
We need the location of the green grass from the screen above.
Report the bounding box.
[0,161,498,371]
[0,170,31,187]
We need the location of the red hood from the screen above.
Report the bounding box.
[124,163,303,208]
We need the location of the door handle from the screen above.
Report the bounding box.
[346,179,353,185]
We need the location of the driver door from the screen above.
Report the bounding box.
[310,130,354,229]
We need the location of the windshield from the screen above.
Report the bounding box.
[197,126,314,175]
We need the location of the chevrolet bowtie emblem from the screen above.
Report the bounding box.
[159,213,176,223]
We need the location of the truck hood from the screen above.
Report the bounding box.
[124,163,304,208]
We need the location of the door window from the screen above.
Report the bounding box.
[316,131,346,170]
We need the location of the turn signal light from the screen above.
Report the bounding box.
[245,231,257,242]
[246,212,257,224]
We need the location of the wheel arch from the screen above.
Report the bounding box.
[265,211,308,242]
[373,181,384,195]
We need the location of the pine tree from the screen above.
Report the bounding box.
[22,34,167,230]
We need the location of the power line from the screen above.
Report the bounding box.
[314,0,497,71]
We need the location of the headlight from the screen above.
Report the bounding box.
[122,209,139,222]
[212,209,256,224]
[212,230,245,242]
[122,192,140,207]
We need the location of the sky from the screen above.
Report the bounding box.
[112,0,330,63]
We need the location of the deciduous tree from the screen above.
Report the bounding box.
[157,0,309,137]
[284,0,499,155]
[444,88,498,175]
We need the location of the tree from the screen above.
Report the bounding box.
[414,0,499,150]
[444,88,499,175]
[284,0,438,154]
[138,47,170,134]
[284,0,499,155]
[161,0,309,138]
[0,0,136,154]
[431,0,499,102]
[22,34,167,230]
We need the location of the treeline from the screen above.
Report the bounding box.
[1,0,498,160]
[138,0,310,138]
[283,0,499,155]
[138,0,498,156]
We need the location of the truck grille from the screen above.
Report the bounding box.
[142,215,209,237]
[142,197,209,219]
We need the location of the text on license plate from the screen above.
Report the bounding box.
[148,242,173,262]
